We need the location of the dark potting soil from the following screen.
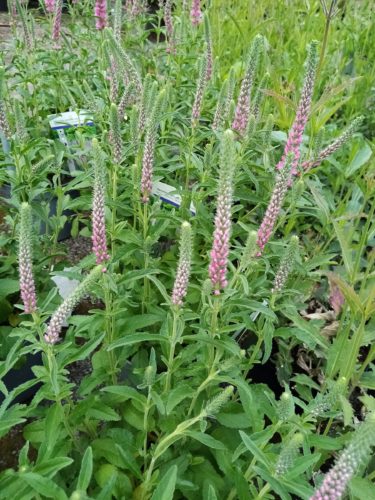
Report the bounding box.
[0,424,37,471]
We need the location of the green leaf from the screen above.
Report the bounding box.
[101,385,147,406]
[108,333,168,350]
[331,221,354,279]
[284,453,321,479]
[279,477,314,499]
[253,466,291,500]
[349,477,375,500]
[33,457,73,477]
[151,464,178,500]
[87,406,120,421]
[345,142,372,178]
[339,395,353,427]
[166,385,195,414]
[184,431,227,450]
[207,484,218,500]
[115,444,143,480]
[122,314,164,333]
[22,472,68,500]
[239,431,271,468]
[77,446,93,491]
[58,332,105,366]
[0,279,19,299]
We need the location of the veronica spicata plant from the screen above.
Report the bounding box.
[0,2,372,499]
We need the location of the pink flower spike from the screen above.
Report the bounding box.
[276,41,318,176]
[232,35,263,135]
[256,153,293,254]
[45,0,55,13]
[95,0,107,30]
[208,130,236,295]
[18,203,37,314]
[171,222,193,307]
[190,0,202,26]
[91,139,110,265]
[52,0,63,41]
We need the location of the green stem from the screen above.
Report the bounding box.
[227,421,282,500]
[342,318,366,383]
[111,162,119,257]
[104,274,117,384]
[208,297,220,371]
[164,310,180,393]
[142,202,150,313]
[143,387,152,468]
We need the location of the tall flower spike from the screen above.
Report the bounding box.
[276,41,318,176]
[118,82,135,120]
[212,79,229,131]
[310,413,375,500]
[0,67,11,139]
[208,130,236,295]
[303,116,363,171]
[45,0,55,13]
[191,53,208,126]
[108,56,120,103]
[138,75,157,134]
[106,28,142,95]
[14,101,28,143]
[15,0,33,49]
[232,35,263,135]
[18,203,37,314]
[190,0,202,26]
[251,72,269,120]
[256,153,293,254]
[109,103,122,164]
[164,0,176,55]
[204,13,213,81]
[91,139,109,265]
[113,0,122,41]
[171,221,193,307]
[272,235,299,292]
[45,265,104,344]
[239,230,257,271]
[95,0,107,30]
[52,0,62,42]
[141,89,166,203]
[275,433,303,476]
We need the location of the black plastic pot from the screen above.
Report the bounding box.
[0,351,42,405]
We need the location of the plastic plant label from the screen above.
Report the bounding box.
[51,268,80,327]
[51,270,80,300]
[152,181,196,215]
[48,110,95,174]
[250,299,269,321]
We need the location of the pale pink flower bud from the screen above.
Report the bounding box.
[276,41,318,176]
[52,0,63,41]
[256,153,293,254]
[18,203,37,314]
[208,130,236,295]
[164,0,176,55]
[191,53,208,125]
[45,0,55,13]
[232,35,263,135]
[141,89,166,203]
[190,0,202,26]
[171,222,193,307]
[95,0,107,30]
[91,139,109,265]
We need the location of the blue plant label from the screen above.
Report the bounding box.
[152,181,196,215]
